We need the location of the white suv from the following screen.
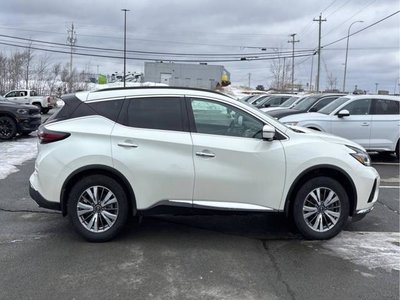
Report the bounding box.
[281,95,400,157]
[29,87,380,242]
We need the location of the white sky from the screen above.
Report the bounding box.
[0,0,399,93]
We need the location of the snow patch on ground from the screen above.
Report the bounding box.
[0,138,37,180]
[320,231,400,272]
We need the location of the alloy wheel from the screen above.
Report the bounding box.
[302,187,341,232]
[77,185,119,233]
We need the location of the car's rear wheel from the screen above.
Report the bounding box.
[292,177,349,240]
[396,140,399,159]
[0,116,17,140]
[68,175,129,242]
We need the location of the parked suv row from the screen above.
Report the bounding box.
[30,87,379,242]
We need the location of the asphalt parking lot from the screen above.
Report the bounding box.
[0,127,399,299]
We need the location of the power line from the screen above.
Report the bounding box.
[322,10,400,48]
[0,33,315,58]
[0,40,314,63]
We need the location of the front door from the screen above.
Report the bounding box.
[331,98,372,149]
[188,97,286,211]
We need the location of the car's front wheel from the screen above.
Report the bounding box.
[68,175,129,242]
[0,116,17,140]
[292,177,349,240]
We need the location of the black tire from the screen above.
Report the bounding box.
[68,175,129,242]
[0,116,17,140]
[41,108,50,114]
[20,131,32,136]
[292,176,349,240]
[396,140,399,160]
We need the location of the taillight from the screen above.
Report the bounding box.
[38,127,70,144]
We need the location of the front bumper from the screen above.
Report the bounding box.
[29,183,61,211]
[17,115,41,132]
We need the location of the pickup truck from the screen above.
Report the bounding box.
[3,89,56,114]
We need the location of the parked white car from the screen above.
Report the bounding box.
[281,95,400,157]
[30,87,379,242]
[3,89,56,114]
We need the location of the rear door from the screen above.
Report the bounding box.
[370,99,400,151]
[111,96,194,210]
[331,98,372,149]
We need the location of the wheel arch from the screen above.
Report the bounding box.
[60,165,137,217]
[284,164,357,217]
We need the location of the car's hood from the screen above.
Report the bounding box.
[260,107,286,112]
[280,112,328,123]
[289,125,366,151]
[267,108,303,119]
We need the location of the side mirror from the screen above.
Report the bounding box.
[262,124,276,141]
[337,109,350,118]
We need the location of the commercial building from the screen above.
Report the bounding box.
[144,62,230,89]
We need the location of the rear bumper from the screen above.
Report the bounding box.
[29,183,61,211]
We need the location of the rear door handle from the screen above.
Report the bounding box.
[196,151,215,158]
[118,142,138,148]
[361,122,370,126]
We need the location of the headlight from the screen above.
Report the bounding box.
[16,108,29,115]
[347,145,371,166]
[283,121,298,126]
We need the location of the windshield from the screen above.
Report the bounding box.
[280,96,299,107]
[253,95,270,105]
[292,95,319,110]
[318,97,350,114]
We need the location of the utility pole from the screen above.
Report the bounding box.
[288,34,299,93]
[375,83,379,94]
[248,73,251,88]
[67,23,77,93]
[281,57,287,91]
[313,14,326,92]
[121,9,130,88]
[25,40,32,89]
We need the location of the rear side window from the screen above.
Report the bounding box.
[88,100,123,121]
[372,99,400,115]
[126,97,185,131]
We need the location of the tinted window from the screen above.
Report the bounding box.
[310,96,339,112]
[342,99,371,115]
[88,100,123,121]
[127,97,184,131]
[372,99,400,115]
[319,97,350,114]
[191,98,264,139]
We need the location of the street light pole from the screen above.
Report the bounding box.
[121,9,130,88]
[342,20,363,93]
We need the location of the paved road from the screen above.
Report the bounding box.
[0,147,398,299]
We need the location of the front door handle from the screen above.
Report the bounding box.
[196,150,215,158]
[361,122,370,127]
[118,142,138,148]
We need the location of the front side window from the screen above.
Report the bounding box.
[310,96,339,112]
[342,99,371,115]
[5,91,17,97]
[126,97,184,131]
[372,99,400,115]
[190,98,264,139]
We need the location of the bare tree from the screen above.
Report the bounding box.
[7,51,25,90]
[270,56,291,91]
